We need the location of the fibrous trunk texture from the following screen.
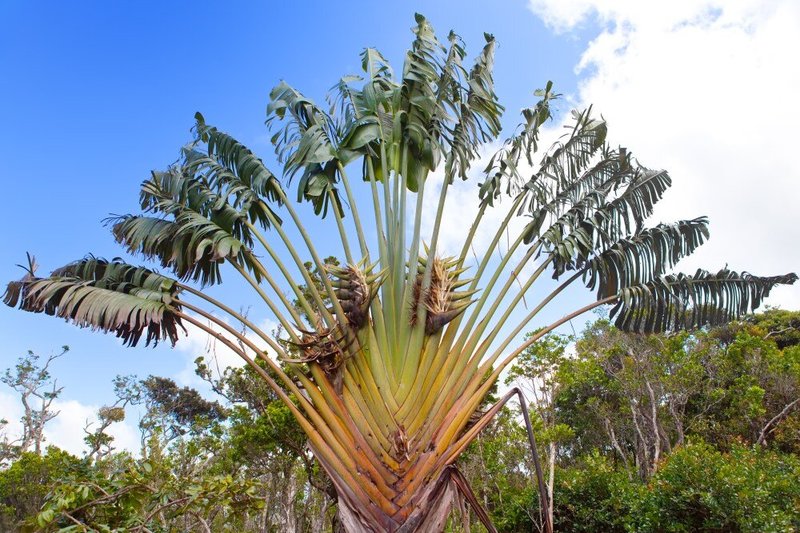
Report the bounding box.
[335,470,457,533]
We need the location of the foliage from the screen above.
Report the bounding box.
[138,375,227,438]
[34,452,267,532]
[749,308,800,349]
[0,448,83,532]
[4,12,796,532]
[8,363,334,532]
[551,443,800,533]
[633,441,800,533]
[553,453,634,533]
[554,315,800,477]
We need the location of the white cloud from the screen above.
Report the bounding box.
[45,399,141,456]
[1,389,141,456]
[529,0,800,309]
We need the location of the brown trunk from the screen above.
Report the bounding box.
[335,471,457,533]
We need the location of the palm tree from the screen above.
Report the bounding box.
[5,15,795,532]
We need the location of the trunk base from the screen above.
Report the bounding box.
[337,473,457,533]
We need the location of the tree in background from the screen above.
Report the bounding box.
[1,347,68,461]
[465,313,800,532]
[0,447,84,532]
[556,316,800,474]
[4,14,796,532]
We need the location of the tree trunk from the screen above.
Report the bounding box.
[283,472,298,532]
[645,381,661,471]
[334,469,457,533]
[547,442,555,530]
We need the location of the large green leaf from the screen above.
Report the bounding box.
[446,32,503,181]
[51,255,177,295]
[521,146,632,236]
[396,13,447,190]
[520,107,608,214]
[186,116,285,229]
[111,167,265,286]
[110,212,261,287]
[267,82,343,216]
[529,162,672,278]
[584,217,710,298]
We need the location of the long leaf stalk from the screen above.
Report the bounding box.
[411,268,591,451]
[423,200,489,375]
[434,296,618,473]
[397,154,455,403]
[261,209,338,329]
[460,245,544,357]
[451,229,529,360]
[171,314,361,478]
[273,187,353,332]
[179,300,399,502]
[245,220,319,323]
[228,262,302,345]
[348,332,398,417]
[231,249,308,329]
[379,143,398,349]
[516,388,553,533]
[365,156,392,368]
[183,255,395,484]
[409,262,581,448]
[338,162,371,259]
[329,189,355,265]
[392,148,410,363]
[398,197,521,424]
[398,197,534,425]
[176,283,272,343]
[403,255,551,436]
[395,168,429,377]
[173,304,334,425]
[342,369,396,456]
[481,269,584,369]
[452,194,525,339]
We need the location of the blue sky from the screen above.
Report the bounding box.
[1,0,798,454]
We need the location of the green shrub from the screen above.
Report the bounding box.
[634,441,800,533]
[554,452,636,533]
[0,447,83,531]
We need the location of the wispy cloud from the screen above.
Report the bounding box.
[1,389,141,456]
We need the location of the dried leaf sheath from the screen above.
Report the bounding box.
[410,257,477,335]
